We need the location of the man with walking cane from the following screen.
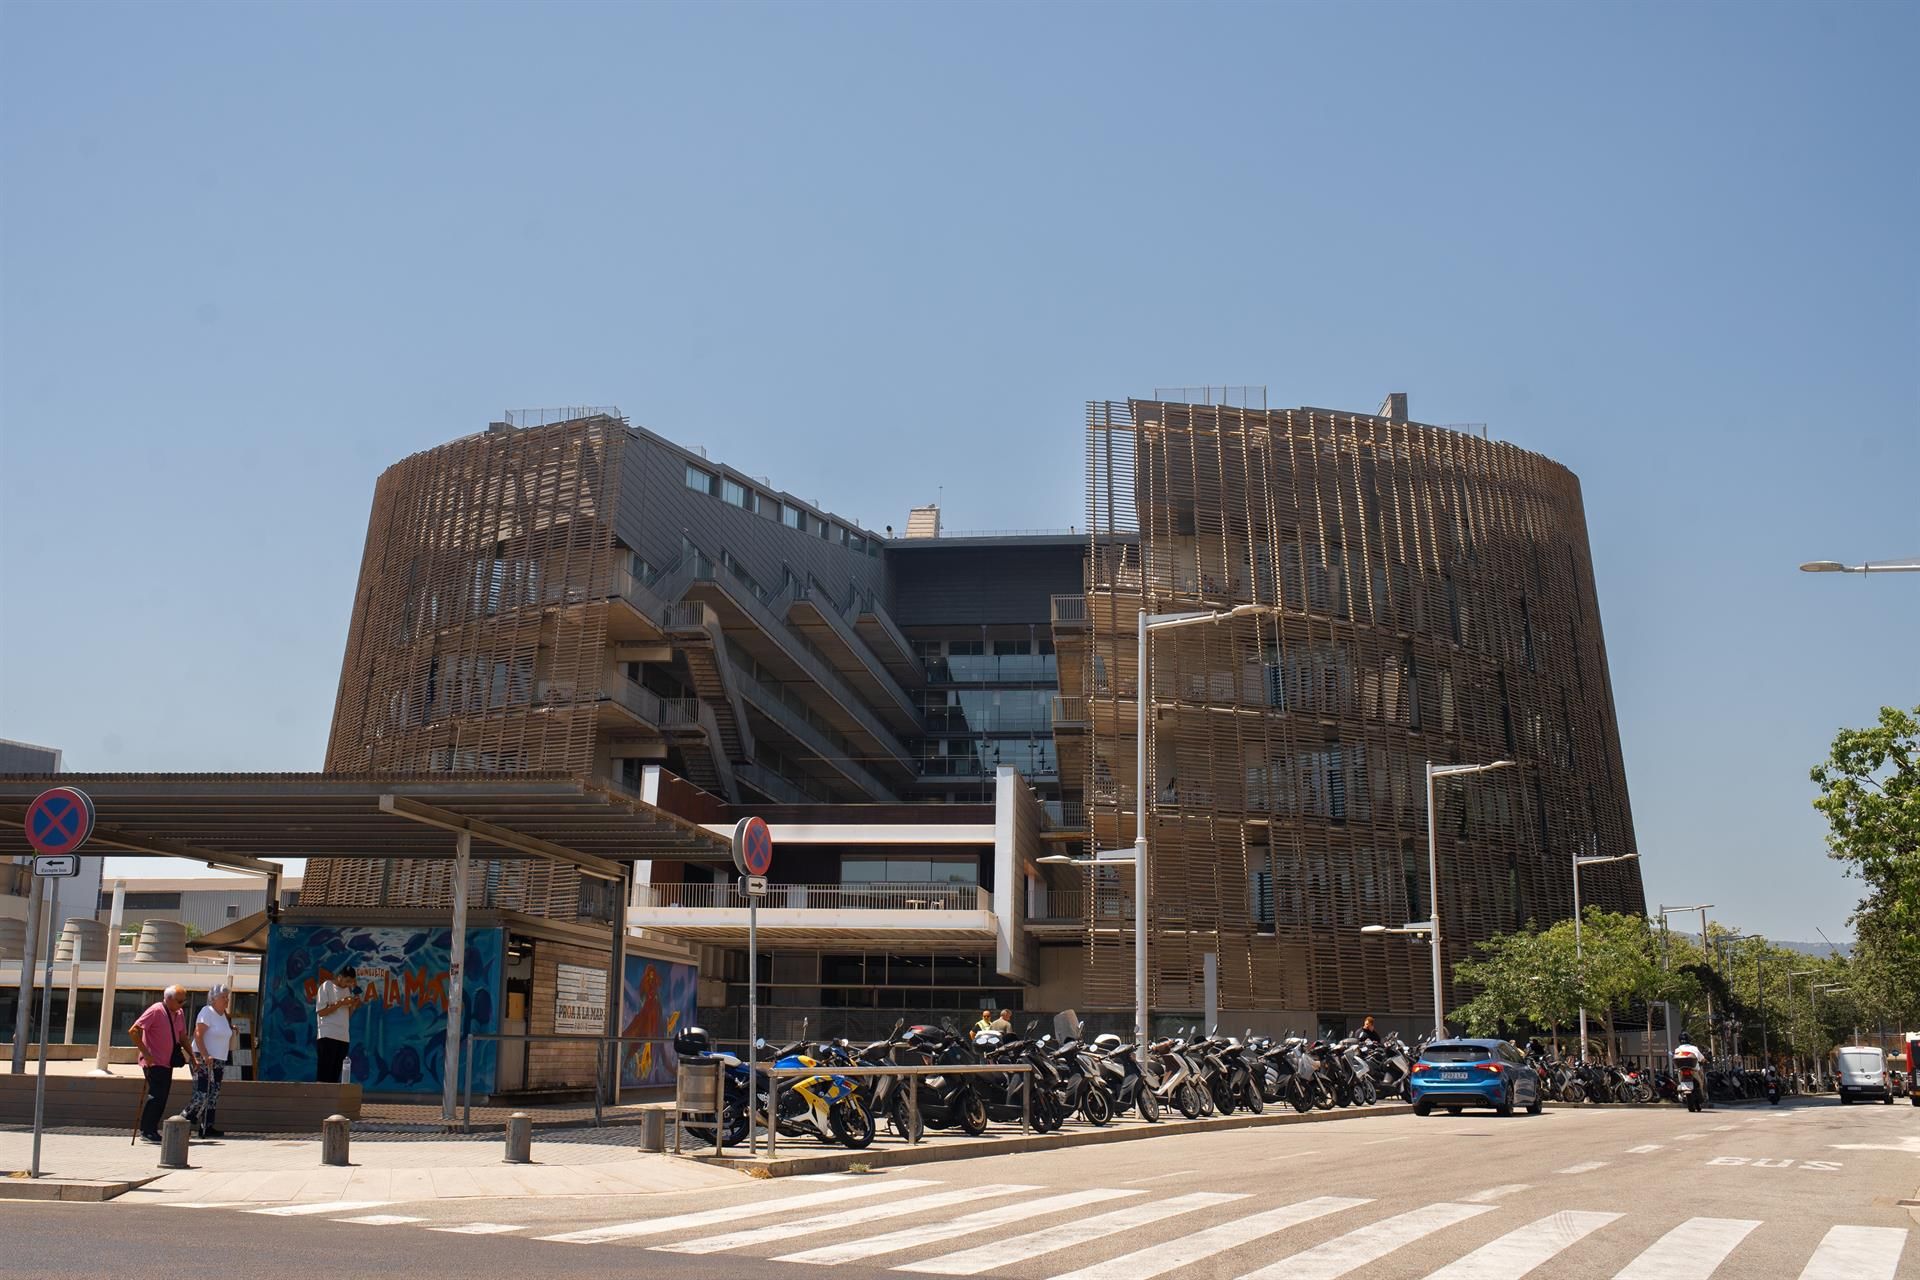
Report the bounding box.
[128,985,198,1145]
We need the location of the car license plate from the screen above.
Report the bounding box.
[1441,1070,1468,1081]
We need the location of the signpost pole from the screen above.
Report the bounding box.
[747,889,759,1156]
[31,877,56,1176]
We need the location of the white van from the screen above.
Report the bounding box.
[1832,1045,1891,1104]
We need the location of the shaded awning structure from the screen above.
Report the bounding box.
[186,908,271,955]
[1,771,733,1120]
[0,771,733,878]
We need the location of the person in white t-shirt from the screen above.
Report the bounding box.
[315,964,366,1084]
[185,985,234,1138]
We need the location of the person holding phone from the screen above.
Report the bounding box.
[314,963,365,1084]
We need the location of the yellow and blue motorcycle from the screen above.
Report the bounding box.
[756,1039,876,1149]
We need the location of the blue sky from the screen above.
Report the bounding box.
[1,1,1913,941]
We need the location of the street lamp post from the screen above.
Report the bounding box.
[1799,558,1920,574]
[1415,760,1515,1038]
[1041,602,1271,1049]
[1572,851,1639,1062]
[1656,904,1713,1060]
[1788,969,1817,1079]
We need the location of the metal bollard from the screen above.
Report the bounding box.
[321,1113,351,1167]
[639,1109,665,1153]
[159,1115,191,1169]
[504,1111,532,1163]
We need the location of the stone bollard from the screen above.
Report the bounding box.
[639,1109,665,1153]
[504,1111,532,1164]
[159,1115,191,1169]
[321,1113,351,1167]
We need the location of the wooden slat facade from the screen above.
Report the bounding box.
[1070,400,1646,1022]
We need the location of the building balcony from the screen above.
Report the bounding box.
[1051,594,1087,628]
[735,670,896,802]
[630,881,998,948]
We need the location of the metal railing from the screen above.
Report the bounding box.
[1052,695,1088,726]
[640,882,991,912]
[460,1033,678,1133]
[1051,594,1087,624]
[754,1061,1035,1156]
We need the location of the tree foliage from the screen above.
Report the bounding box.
[1810,704,1920,1027]
[1452,909,1699,1055]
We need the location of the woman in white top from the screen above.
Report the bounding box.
[184,985,234,1138]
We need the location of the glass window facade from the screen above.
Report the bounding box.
[685,464,715,495]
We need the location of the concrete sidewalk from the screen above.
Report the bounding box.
[1,1126,739,1206]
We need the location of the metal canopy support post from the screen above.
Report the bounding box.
[11,866,44,1074]
[92,879,126,1074]
[443,830,471,1123]
[606,865,629,1112]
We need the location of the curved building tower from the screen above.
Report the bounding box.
[1054,396,1646,1026]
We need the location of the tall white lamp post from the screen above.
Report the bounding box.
[1418,760,1514,1038]
[1799,558,1920,574]
[1573,851,1639,1061]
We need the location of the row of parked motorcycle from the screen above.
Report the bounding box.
[673,1020,1424,1150]
[1529,1053,1811,1107]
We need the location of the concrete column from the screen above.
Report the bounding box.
[441,831,471,1123]
[91,880,125,1074]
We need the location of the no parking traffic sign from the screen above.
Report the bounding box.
[23,786,94,857]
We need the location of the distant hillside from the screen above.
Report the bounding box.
[1668,934,1851,959]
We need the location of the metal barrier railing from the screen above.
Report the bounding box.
[749,1061,1036,1158]
[460,1033,678,1133]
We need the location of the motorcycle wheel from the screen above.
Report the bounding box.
[1359,1079,1377,1106]
[888,1091,924,1143]
[1314,1080,1336,1111]
[1081,1085,1113,1127]
[1563,1080,1587,1105]
[1209,1077,1234,1115]
[1289,1082,1314,1114]
[1176,1083,1203,1119]
[1138,1087,1160,1123]
[1242,1078,1265,1114]
[958,1090,989,1137]
[830,1096,876,1149]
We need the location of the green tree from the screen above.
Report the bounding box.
[1810,705,1920,1028]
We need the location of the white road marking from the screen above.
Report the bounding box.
[1123,1170,1196,1184]
[1422,1209,1622,1278]
[1461,1184,1530,1203]
[1237,1202,1494,1280]
[897,1191,1245,1275]
[431,1222,524,1235]
[536,1178,940,1244]
[1626,1144,1664,1154]
[336,1214,425,1225]
[1556,1160,1609,1174]
[1044,1197,1372,1280]
[1675,1133,1709,1141]
[776,1189,1141,1265]
[1712,1124,1737,1131]
[1797,1225,1909,1280]
[247,1201,391,1217]
[654,1184,1035,1254]
[1612,1217,1761,1279]
[160,1202,249,1209]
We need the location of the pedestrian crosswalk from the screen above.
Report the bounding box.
[181,1178,1912,1279]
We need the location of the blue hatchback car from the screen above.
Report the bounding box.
[1410,1039,1541,1117]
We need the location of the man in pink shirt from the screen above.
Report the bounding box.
[129,985,197,1144]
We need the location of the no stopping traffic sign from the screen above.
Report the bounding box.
[24,787,95,856]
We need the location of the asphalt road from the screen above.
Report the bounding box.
[6,1095,1916,1279]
